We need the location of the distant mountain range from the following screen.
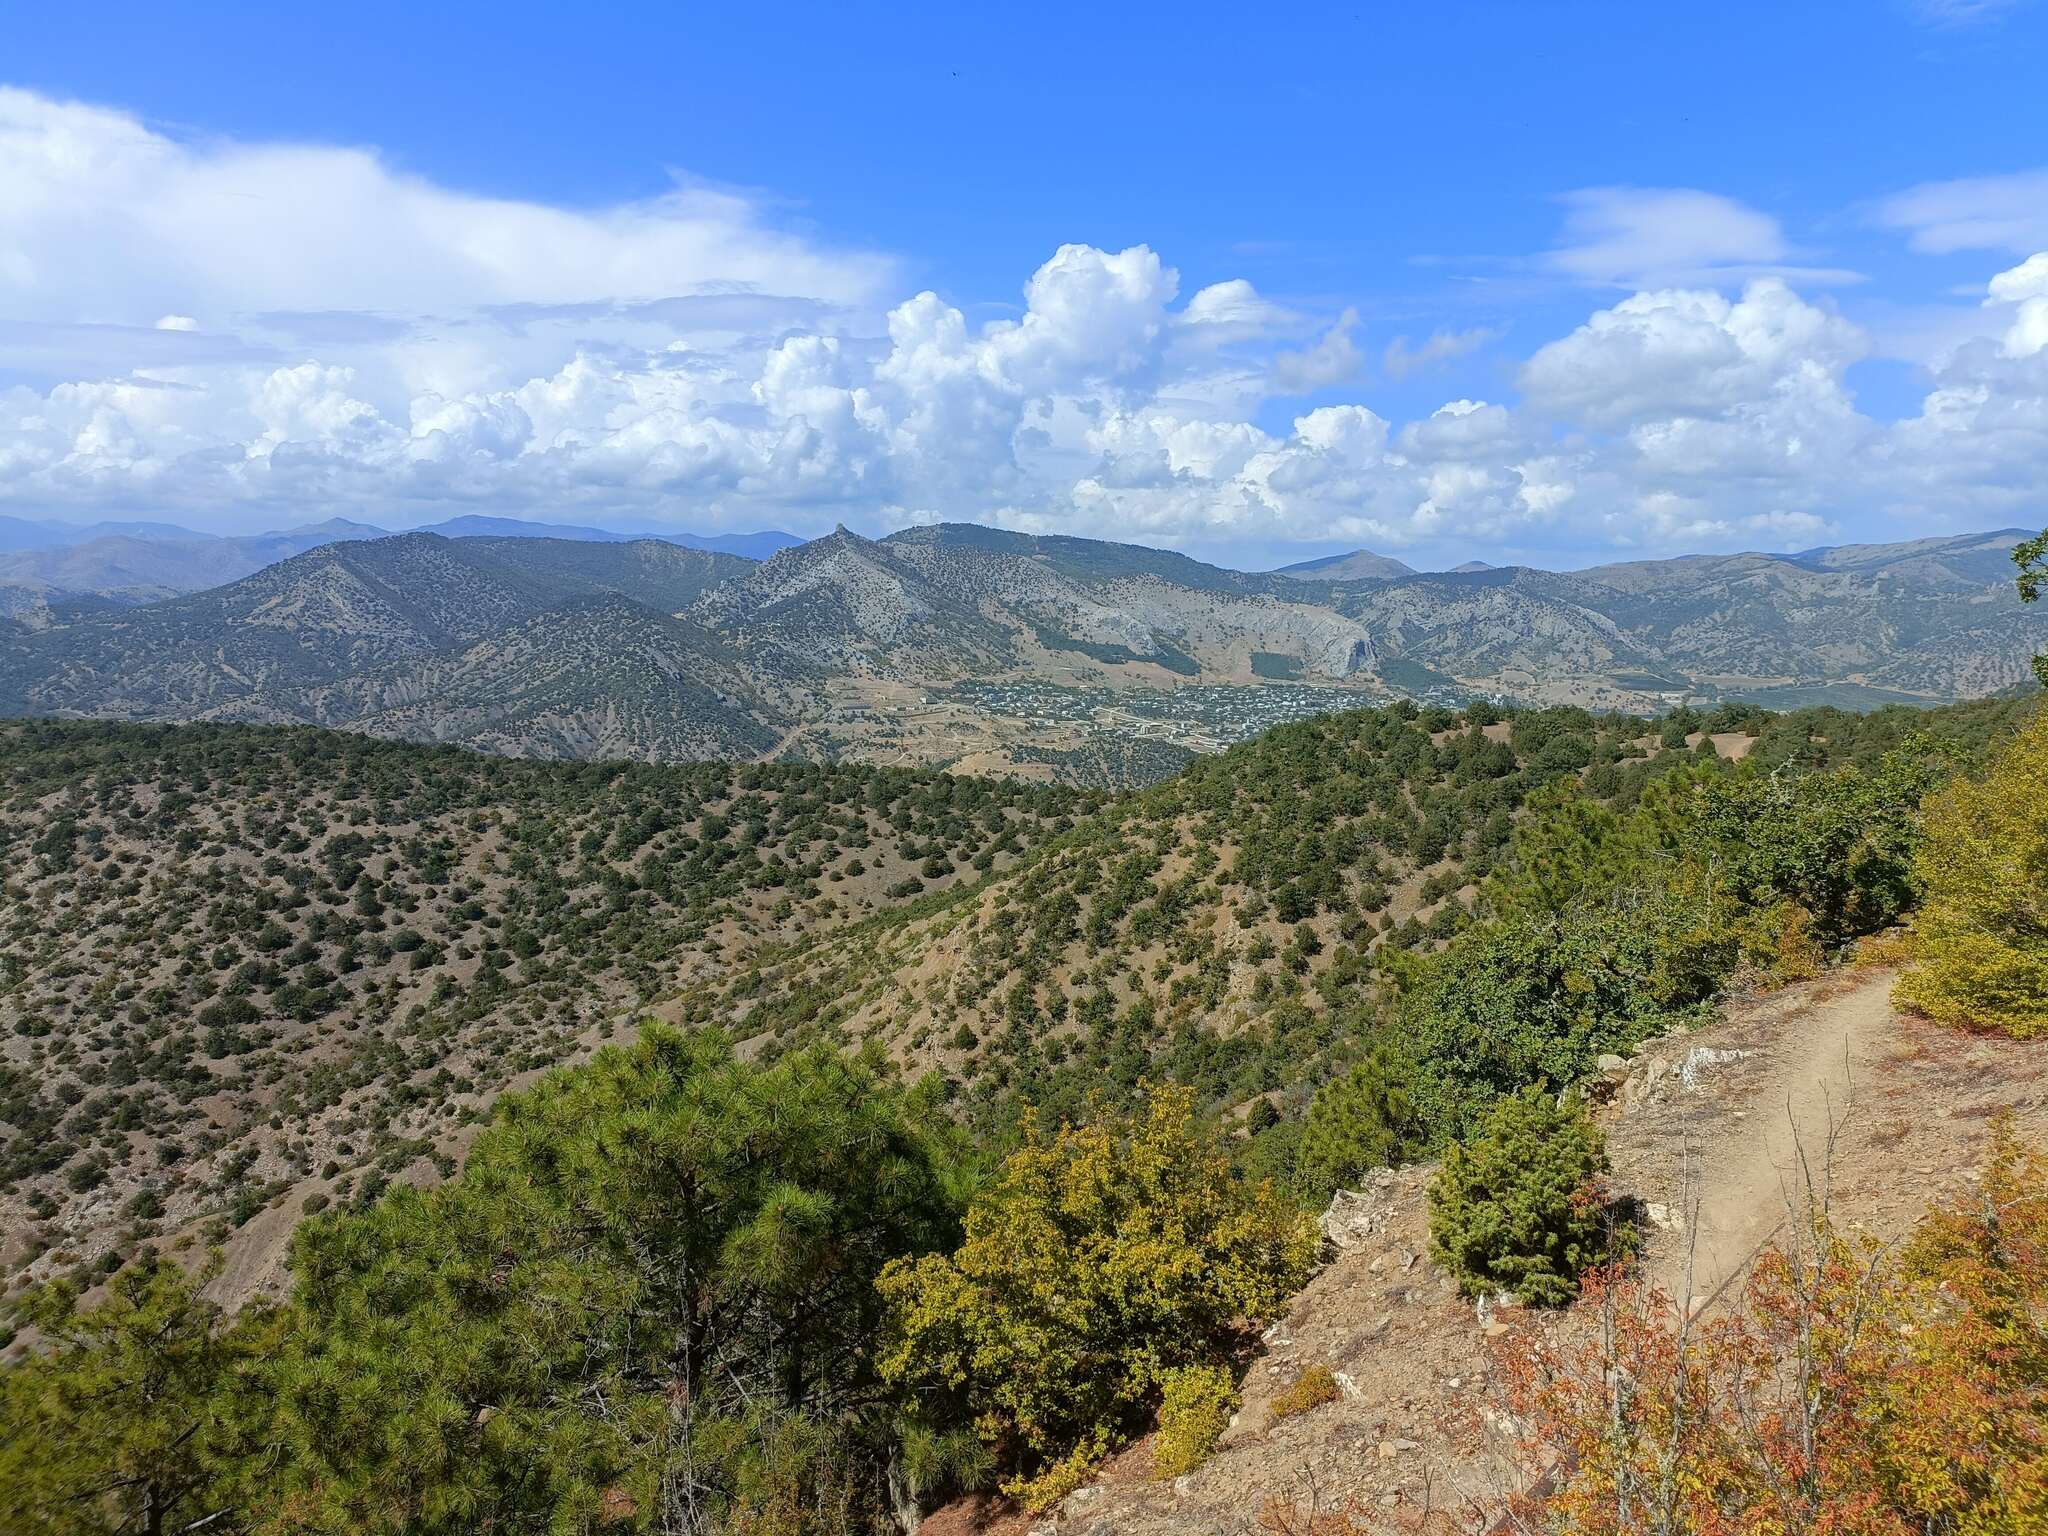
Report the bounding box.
[0,536,779,761]
[0,522,2040,762]
[0,515,212,552]
[713,524,2045,705]
[0,514,802,605]
[1273,548,1417,581]
[404,517,802,559]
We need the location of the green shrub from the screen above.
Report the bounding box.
[1295,1049,1424,1200]
[1153,1363,1236,1478]
[895,1424,996,1509]
[878,1084,1316,1509]
[1894,711,2048,1038]
[1428,1086,1619,1307]
[1397,902,1706,1138]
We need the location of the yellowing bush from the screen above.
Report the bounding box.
[1270,1363,1341,1421]
[1504,1126,2048,1536]
[877,1084,1317,1509]
[1894,711,2048,1039]
[1153,1364,1237,1478]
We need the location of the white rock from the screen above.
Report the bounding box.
[1320,1188,1386,1250]
[1680,1046,1753,1089]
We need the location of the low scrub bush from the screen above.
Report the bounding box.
[1428,1086,1621,1307]
[1294,1049,1424,1201]
[1501,1125,2048,1535]
[1270,1363,1341,1421]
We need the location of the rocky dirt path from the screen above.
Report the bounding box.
[1643,968,1895,1308]
[1613,965,2047,1317]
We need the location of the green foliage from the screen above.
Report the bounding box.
[893,1423,996,1511]
[1895,710,2048,1038]
[2018,526,2048,688]
[1294,1049,1424,1201]
[268,1024,966,1535]
[1427,1086,1619,1307]
[1152,1363,1237,1479]
[0,1253,271,1536]
[1392,740,1964,1139]
[1397,895,1711,1139]
[1685,750,1946,948]
[1478,781,1645,919]
[877,1084,1316,1509]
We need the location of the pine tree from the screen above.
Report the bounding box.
[1427,1085,1619,1307]
[0,1253,270,1536]
[266,1025,967,1535]
[1295,1050,1423,1201]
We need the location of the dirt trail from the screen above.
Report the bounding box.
[1615,965,2048,1318]
[1653,969,1896,1307]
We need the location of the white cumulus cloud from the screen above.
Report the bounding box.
[2,86,2046,564]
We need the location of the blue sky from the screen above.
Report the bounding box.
[4,0,2047,568]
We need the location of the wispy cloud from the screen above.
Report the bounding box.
[1544,187,1862,289]
[1876,168,2048,254]
[1382,326,1500,380]
[1908,0,2034,27]
[0,85,893,348]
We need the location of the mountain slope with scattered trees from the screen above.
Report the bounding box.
[0,526,2044,1536]
[0,722,1091,1295]
[4,528,2044,761]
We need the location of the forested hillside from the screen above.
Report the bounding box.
[681,694,2033,1152]
[0,723,1091,1292]
[0,686,2042,1536]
